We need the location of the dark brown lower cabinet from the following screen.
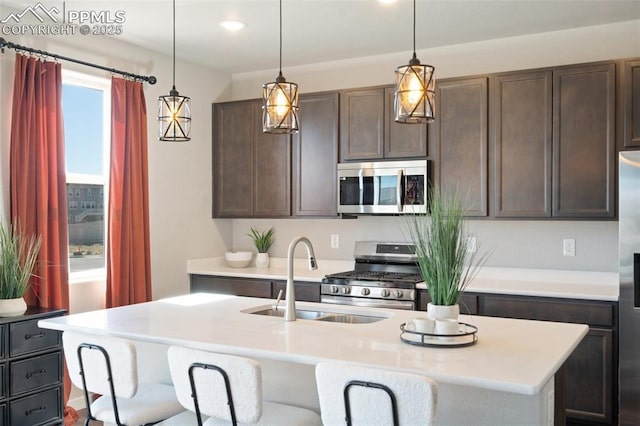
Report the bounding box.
[189,275,321,303]
[417,290,479,315]
[480,294,617,426]
[0,307,66,426]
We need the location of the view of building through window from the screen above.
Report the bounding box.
[62,72,110,274]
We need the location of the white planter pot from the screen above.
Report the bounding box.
[255,253,270,268]
[427,303,460,321]
[0,297,27,317]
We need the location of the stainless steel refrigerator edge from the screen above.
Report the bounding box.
[619,151,640,424]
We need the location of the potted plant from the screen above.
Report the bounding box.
[247,227,274,268]
[0,220,42,317]
[406,188,486,321]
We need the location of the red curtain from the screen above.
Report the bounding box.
[106,78,152,307]
[9,54,77,425]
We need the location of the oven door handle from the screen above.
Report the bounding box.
[321,295,414,310]
[396,169,404,212]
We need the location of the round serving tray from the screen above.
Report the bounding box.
[400,322,478,348]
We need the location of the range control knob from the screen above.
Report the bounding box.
[381,289,390,298]
[361,288,370,296]
[330,285,339,294]
[341,286,351,294]
[394,290,403,298]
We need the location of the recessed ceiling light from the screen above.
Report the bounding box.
[378,0,398,4]
[219,20,246,31]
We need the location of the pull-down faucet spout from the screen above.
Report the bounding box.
[285,236,317,321]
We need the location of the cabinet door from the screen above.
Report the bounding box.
[552,63,616,218]
[492,71,552,217]
[417,290,478,315]
[213,101,254,217]
[254,101,291,217]
[623,59,640,149]
[340,89,384,161]
[293,93,339,216]
[432,77,488,216]
[384,87,428,158]
[565,328,614,424]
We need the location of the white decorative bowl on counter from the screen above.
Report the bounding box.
[225,251,253,268]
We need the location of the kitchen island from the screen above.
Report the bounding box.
[39,293,587,425]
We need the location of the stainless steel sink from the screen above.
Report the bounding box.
[247,308,386,323]
[250,308,327,320]
[315,313,384,324]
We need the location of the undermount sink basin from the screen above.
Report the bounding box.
[250,308,327,320]
[244,306,387,324]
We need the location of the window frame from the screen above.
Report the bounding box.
[62,70,111,284]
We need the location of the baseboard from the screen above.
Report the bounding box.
[68,395,86,411]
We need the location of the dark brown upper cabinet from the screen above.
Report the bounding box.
[213,100,291,218]
[384,87,428,158]
[293,92,339,217]
[340,87,427,162]
[552,63,616,218]
[623,59,640,149]
[491,70,553,218]
[431,77,489,217]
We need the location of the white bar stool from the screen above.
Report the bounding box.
[63,330,185,425]
[315,362,438,426]
[162,345,322,426]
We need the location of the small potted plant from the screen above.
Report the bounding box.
[247,227,274,268]
[406,188,487,321]
[0,220,42,317]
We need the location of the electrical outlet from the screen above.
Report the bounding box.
[562,238,576,256]
[466,235,477,254]
[331,234,339,249]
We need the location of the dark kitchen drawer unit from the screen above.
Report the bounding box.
[0,307,65,426]
[417,290,479,315]
[190,275,272,298]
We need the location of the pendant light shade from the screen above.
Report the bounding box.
[158,0,191,141]
[394,0,435,124]
[262,0,299,134]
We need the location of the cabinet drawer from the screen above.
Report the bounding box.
[9,386,61,426]
[483,295,614,326]
[10,352,61,396]
[190,275,272,298]
[9,320,60,357]
[272,281,320,303]
[417,291,479,315]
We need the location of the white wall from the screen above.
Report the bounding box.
[228,20,640,273]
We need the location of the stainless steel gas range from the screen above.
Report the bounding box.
[321,241,422,310]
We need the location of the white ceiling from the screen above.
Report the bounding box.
[2,0,640,74]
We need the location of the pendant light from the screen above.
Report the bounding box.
[394,0,435,124]
[262,0,299,134]
[158,0,191,142]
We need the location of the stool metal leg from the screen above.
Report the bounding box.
[188,362,238,426]
[343,380,399,426]
[77,343,123,426]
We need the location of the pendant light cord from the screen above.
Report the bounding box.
[279,0,283,74]
[172,0,176,89]
[412,0,416,57]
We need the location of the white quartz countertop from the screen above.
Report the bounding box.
[187,257,619,301]
[39,293,587,396]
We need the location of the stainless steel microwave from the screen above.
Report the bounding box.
[337,160,428,214]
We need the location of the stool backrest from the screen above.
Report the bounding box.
[168,346,263,424]
[63,330,138,398]
[315,362,438,426]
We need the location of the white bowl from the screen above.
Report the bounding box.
[225,251,253,268]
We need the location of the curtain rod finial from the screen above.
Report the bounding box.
[148,76,157,85]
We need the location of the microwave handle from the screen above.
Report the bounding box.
[397,169,404,212]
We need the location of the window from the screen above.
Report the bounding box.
[62,71,110,277]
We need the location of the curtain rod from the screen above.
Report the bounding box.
[0,37,157,85]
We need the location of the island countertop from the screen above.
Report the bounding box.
[188,257,619,301]
[39,293,587,396]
